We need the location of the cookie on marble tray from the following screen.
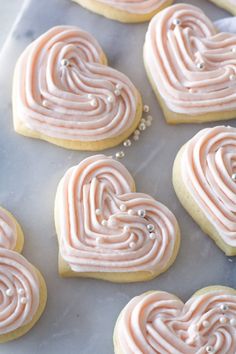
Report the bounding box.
[173,126,236,256]
[114,285,236,353]
[208,0,236,15]
[0,206,47,343]
[72,0,173,23]
[54,154,180,283]
[144,3,236,124]
[13,26,142,151]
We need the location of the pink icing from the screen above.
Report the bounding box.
[96,0,170,14]
[115,289,236,353]
[181,126,236,247]
[57,155,179,273]
[0,209,17,251]
[144,4,236,115]
[14,26,139,141]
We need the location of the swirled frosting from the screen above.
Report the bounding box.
[14,26,139,142]
[144,3,236,115]
[56,155,179,274]
[181,126,236,247]
[0,209,17,251]
[115,289,236,353]
[0,249,40,335]
[95,0,171,14]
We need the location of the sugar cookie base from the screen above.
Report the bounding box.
[144,52,236,124]
[173,146,236,256]
[72,0,173,23]
[0,208,47,343]
[113,285,236,354]
[0,269,47,343]
[208,0,236,15]
[13,52,142,151]
[54,179,180,283]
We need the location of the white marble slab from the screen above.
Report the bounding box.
[0,0,235,353]
[0,0,22,48]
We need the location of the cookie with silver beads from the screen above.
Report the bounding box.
[0,206,47,343]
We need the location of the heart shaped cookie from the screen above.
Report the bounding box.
[0,206,47,343]
[114,286,236,353]
[55,155,180,282]
[73,0,173,23]
[173,126,236,256]
[13,26,142,150]
[208,0,236,16]
[144,4,236,124]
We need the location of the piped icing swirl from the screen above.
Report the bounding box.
[0,209,17,250]
[14,26,139,142]
[56,155,179,274]
[115,288,236,354]
[181,126,236,247]
[96,0,171,14]
[0,208,40,336]
[144,3,236,115]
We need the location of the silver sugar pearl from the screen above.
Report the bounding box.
[230,74,236,81]
[206,346,214,353]
[6,289,13,297]
[61,58,70,67]
[149,233,156,240]
[90,99,97,107]
[101,219,107,226]
[197,62,205,70]
[219,316,227,324]
[232,173,236,182]
[143,105,150,113]
[128,209,135,216]
[123,139,132,147]
[95,208,101,215]
[107,96,114,103]
[138,209,146,217]
[120,204,127,212]
[20,297,28,305]
[114,89,121,96]
[18,288,25,296]
[220,304,229,312]
[173,18,181,26]
[139,122,146,131]
[116,151,125,159]
[116,83,123,90]
[147,224,155,232]
[133,135,140,141]
[232,47,236,53]
[134,130,140,136]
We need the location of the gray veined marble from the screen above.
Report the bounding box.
[0,0,236,353]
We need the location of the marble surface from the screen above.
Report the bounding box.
[0,0,22,48]
[0,0,236,353]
